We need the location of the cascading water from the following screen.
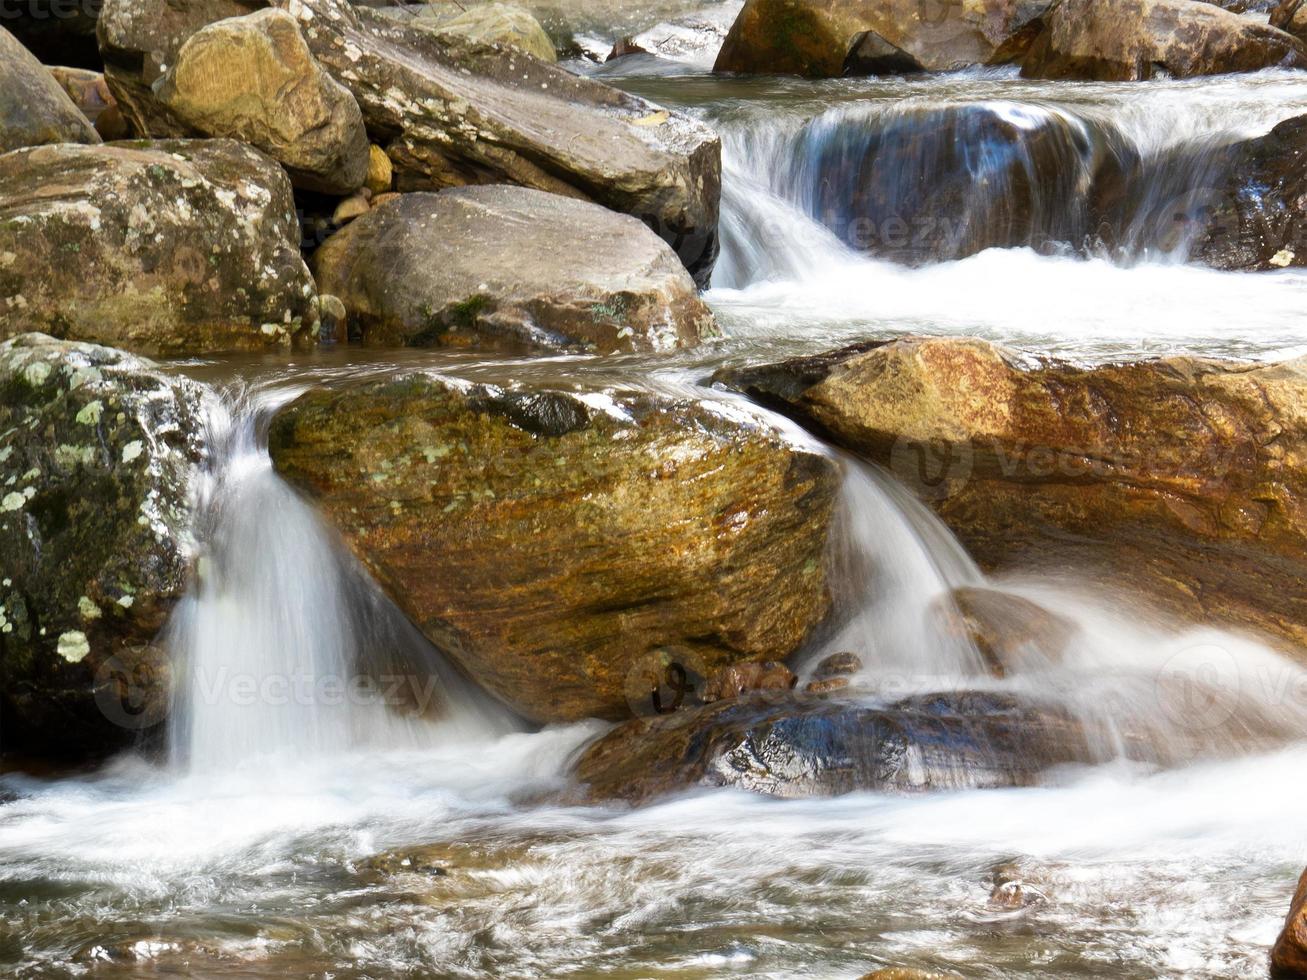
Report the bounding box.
[165,383,516,773]
[817,460,1307,771]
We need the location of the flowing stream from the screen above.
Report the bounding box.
[5,15,1307,978]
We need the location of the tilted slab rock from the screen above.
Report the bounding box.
[714,0,1050,77]
[278,0,721,285]
[574,691,1106,804]
[0,26,101,153]
[312,186,718,353]
[268,376,838,723]
[0,139,318,355]
[155,8,369,194]
[0,335,209,757]
[1190,115,1307,271]
[1020,0,1307,80]
[716,336,1307,651]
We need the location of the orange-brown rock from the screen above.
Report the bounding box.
[717,336,1307,651]
[1273,867,1307,977]
[268,377,837,723]
[699,662,796,703]
[714,0,1050,78]
[1274,0,1307,44]
[1021,0,1307,80]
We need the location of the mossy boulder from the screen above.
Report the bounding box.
[717,336,1307,652]
[0,335,208,757]
[154,8,370,194]
[0,139,318,356]
[268,375,838,723]
[713,0,1049,77]
[0,26,101,153]
[1020,0,1307,80]
[312,187,717,353]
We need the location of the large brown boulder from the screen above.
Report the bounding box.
[0,335,208,757]
[1020,0,1307,80]
[268,376,838,723]
[716,336,1307,651]
[574,691,1109,804]
[312,187,717,353]
[1189,115,1307,271]
[154,8,369,194]
[713,0,1050,77]
[0,26,101,153]
[0,140,318,355]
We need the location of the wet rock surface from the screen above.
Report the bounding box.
[698,661,796,703]
[1020,0,1307,80]
[0,335,208,756]
[0,139,318,355]
[1275,867,1307,977]
[714,0,1050,77]
[312,186,716,353]
[574,691,1103,804]
[268,376,838,723]
[154,8,370,194]
[1190,114,1307,271]
[942,587,1078,677]
[716,335,1307,652]
[0,26,101,153]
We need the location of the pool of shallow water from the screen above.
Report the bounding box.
[3,738,1307,978]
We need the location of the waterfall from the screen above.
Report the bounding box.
[817,459,1307,768]
[164,385,514,773]
[711,73,1307,287]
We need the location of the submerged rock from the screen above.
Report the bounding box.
[715,336,1307,652]
[574,691,1100,803]
[268,377,838,723]
[312,187,717,353]
[0,335,208,756]
[155,9,370,194]
[0,139,318,355]
[714,0,1048,78]
[1190,115,1307,271]
[1020,0,1307,80]
[0,27,101,153]
[942,587,1078,678]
